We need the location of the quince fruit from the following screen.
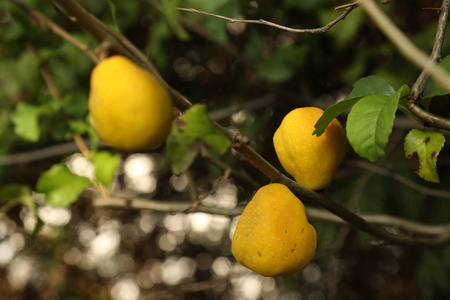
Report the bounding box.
[273,107,346,190]
[89,55,174,151]
[232,183,317,277]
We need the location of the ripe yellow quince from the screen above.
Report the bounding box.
[89,55,174,151]
[232,183,317,277]
[273,107,346,190]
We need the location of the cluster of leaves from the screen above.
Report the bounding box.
[314,73,446,183]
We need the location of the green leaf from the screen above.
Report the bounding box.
[166,104,230,174]
[397,84,423,121]
[0,184,36,218]
[161,0,190,41]
[91,151,121,187]
[36,164,92,207]
[11,103,41,142]
[313,76,399,136]
[404,129,445,183]
[0,184,29,201]
[106,0,120,32]
[257,46,308,83]
[346,75,396,99]
[424,55,450,99]
[313,97,359,136]
[347,93,400,162]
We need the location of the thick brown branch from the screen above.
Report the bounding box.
[177,5,356,34]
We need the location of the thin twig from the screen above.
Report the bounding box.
[185,170,199,203]
[350,160,450,199]
[408,0,450,126]
[359,0,450,130]
[189,168,232,209]
[177,5,356,34]
[336,2,360,10]
[200,147,260,189]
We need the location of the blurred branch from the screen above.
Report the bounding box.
[208,95,275,122]
[177,5,356,34]
[200,147,260,189]
[11,0,99,63]
[359,0,450,130]
[92,196,450,245]
[15,0,450,247]
[0,141,96,167]
[350,160,450,199]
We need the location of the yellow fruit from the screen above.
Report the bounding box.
[232,183,317,277]
[273,107,346,190]
[89,55,174,151]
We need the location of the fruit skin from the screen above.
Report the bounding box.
[232,183,317,277]
[273,107,346,190]
[89,55,174,151]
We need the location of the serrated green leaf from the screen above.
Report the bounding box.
[91,151,120,187]
[346,75,396,99]
[161,0,190,41]
[404,129,445,183]
[11,103,41,142]
[314,76,397,136]
[424,55,450,99]
[37,164,92,207]
[347,93,400,162]
[166,104,230,174]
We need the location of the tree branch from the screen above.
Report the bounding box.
[359,0,450,130]
[350,160,450,199]
[177,5,356,34]
[92,197,450,246]
[407,0,450,128]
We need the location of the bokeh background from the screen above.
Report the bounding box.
[1,0,450,299]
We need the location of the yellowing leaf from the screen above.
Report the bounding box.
[404,129,445,183]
